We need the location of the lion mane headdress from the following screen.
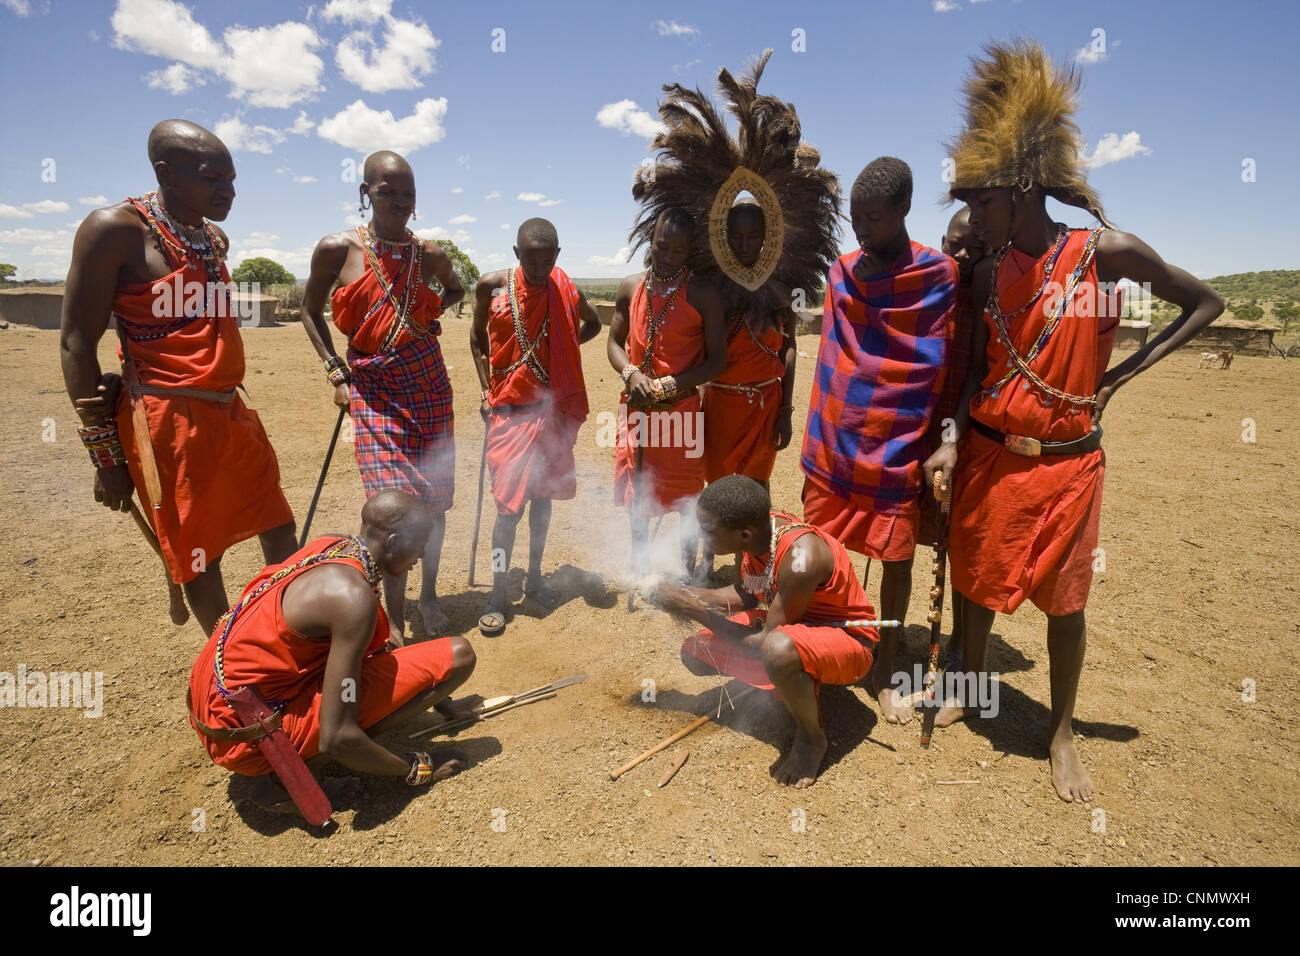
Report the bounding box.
[947,39,1112,228]
[629,50,841,323]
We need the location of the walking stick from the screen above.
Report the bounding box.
[128,501,189,625]
[920,469,954,749]
[299,407,345,549]
[468,425,489,586]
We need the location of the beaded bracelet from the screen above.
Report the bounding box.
[324,356,350,388]
[650,375,677,401]
[406,751,434,786]
[77,422,127,469]
[480,388,490,402]
[621,363,637,384]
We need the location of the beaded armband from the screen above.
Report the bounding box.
[650,375,677,402]
[620,363,637,384]
[324,356,350,388]
[78,422,127,469]
[406,751,434,786]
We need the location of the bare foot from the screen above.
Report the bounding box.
[772,729,828,788]
[424,750,469,783]
[1049,736,1093,803]
[869,673,913,725]
[250,775,362,816]
[419,596,451,637]
[933,695,980,729]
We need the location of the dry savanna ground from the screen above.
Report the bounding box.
[0,317,1297,866]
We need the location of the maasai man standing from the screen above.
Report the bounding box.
[469,218,602,636]
[925,40,1224,801]
[608,208,726,579]
[800,157,957,724]
[300,151,464,644]
[654,475,882,788]
[60,119,296,636]
[701,199,797,489]
[189,490,477,815]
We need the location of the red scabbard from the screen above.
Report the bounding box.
[225,686,333,826]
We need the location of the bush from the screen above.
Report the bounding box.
[264,282,304,312]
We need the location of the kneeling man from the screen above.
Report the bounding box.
[188,490,476,814]
[654,475,882,788]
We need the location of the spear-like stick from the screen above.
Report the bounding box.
[920,469,954,748]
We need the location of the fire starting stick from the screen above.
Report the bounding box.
[657,749,690,788]
[610,684,756,781]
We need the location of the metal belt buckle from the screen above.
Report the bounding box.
[1004,434,1042,457]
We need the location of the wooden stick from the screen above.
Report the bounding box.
[407,691,558,738]
[129,501,188,625]
[657,749,689,788]
[611,715,709,781]
[468,426,489,587]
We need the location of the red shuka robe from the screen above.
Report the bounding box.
[613,275,707,516]
[112,197,292,584]
[702,315,786,483]
[188,536,455,776]
[681,513,880,690]
[949,228,1120,616]
[484,266,588,515]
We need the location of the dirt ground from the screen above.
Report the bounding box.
[1,317,1296,867]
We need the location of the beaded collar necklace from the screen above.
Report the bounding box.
[494,266,551,384]
[141,191,225,285]
[357,226,424,353]
[976,227,1107,409]
[212,536,380,701]
[727,313,782,360]
[638,267,688,373]
[741,511,811,601]
[986,225,1069,323]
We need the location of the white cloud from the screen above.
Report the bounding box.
[655,19,697,37]
[538,199,563,207]
[0,227,75,259]
[457,154,469,167]
[478,252,508,267]
[450,187,463,194]
[484,191,501,200]
[932,0,958,11]
[320,0,391,24]
[2,0,33,16]
[215,115,287,154]
[228,243,313,276]
[672,59,702,76]
[223,21,325,108]
[316,97,448,154]
[1074,44,1107,65]
[588,247,633,266]
[335,15,438,93]
[448,213,476,224]
[414,227,471,245]
[112,0,324,109]
[293,175,318,183]
[1084,131,1152,168]
[0,200,70,219]
[596,99,665,138]
[288,110,315,135]
[145,62,201,94]
[499,223,511,230]
[516,192,546,202]
[78,196,110,206]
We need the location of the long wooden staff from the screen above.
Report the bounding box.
[115,324,186,622]
[468,425,489,586]
[920,469,954,748]
[298,407,345,549]
[128,501,189,625]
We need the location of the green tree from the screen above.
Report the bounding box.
[1273,298,1299,335]
[0,263,16,282]
[1232,300,1264,323]
[434,239,478,296]
[231,257,295,287]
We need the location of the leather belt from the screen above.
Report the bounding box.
[186,687,283,742]
[972,419,1102,457]
[132,385,237,404]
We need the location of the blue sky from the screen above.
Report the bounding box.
[1,0,1296,283]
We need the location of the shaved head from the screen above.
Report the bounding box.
[727,198,765,230]
[947,207,971,232]
[363,150,412,183]
[362,489,431,536]
[147,119,228,169]
[517,217,558,248]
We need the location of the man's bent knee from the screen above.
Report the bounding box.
[760,630,802,681]
[449,635,476,674]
